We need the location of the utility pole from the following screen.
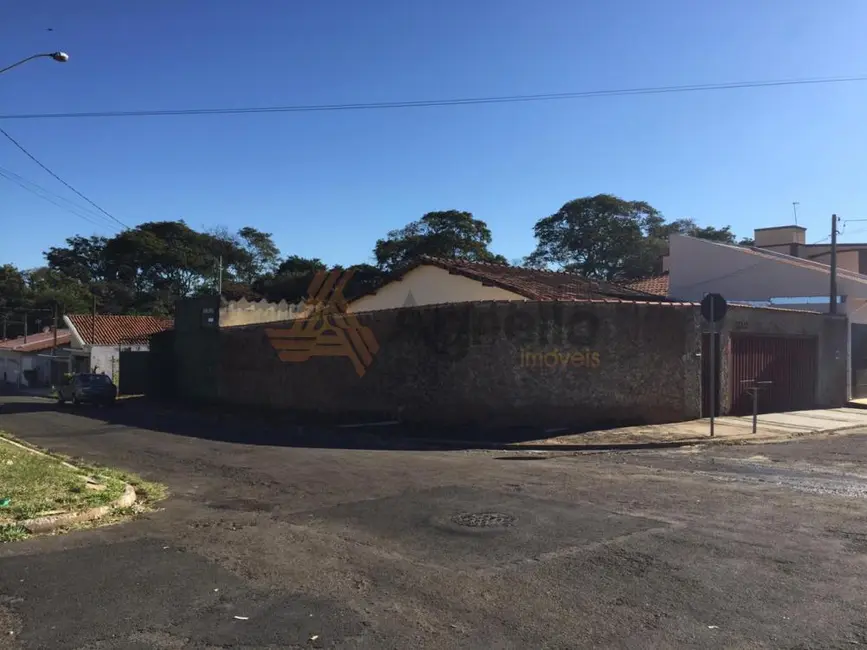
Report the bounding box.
[217,256,223,296]
[91,293,97,343]
[23,311,27,343]
[52,302,58,354]
[1,313,6,340]
[830,213,838,315]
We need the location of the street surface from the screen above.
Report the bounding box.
[1,396,867,649]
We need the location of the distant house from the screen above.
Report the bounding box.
[625,272,669,297]
[62,314,173,380]
[347,256,664,313]
[0,328,71,387]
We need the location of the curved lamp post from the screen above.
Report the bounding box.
[0,51,69,75]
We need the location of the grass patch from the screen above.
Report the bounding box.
[0,524,29,542]
[0,433,168,542]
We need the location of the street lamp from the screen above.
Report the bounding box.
[0,51,69,75]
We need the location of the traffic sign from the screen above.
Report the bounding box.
[701,293,727,323]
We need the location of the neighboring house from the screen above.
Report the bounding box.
[62,314,173,381]
[347,256,664,313]
[752,224,867,271]
[649,233,867,316]
[0,328,71,387]
[625,272,670,297]
[629,231,867,399]
[659,224,867,275]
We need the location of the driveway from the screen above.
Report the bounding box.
[1,396,867,648]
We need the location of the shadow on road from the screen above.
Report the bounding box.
[0,395,668,453]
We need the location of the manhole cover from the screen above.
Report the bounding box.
[451,512,516,528]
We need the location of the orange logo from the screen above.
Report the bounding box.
[265,269,379,377]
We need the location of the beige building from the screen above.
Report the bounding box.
[347,256,662,312]
[752,224,867,273]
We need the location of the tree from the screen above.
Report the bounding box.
[26,267,93,314]
[253,255,327,304]
[45,235,109,284]
[236,227,280,282]
[656,219,737,244]
[208,226,281,287]
[342,263,387,301]
[527,195,750,280]
[526,195,662,280]
[373,210,506,272]
[0,264,28,313]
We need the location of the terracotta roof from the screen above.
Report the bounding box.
[625,273,669,296]
[0,329,71,353]
[65,314,173,346]
[358,256,669,303]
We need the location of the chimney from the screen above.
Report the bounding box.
[754,225,806,248]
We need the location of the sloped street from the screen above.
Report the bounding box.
[2,396,867,649]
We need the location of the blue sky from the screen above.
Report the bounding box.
[3,0,867,270]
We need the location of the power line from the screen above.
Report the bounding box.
[0,166,121,232]
[0,127,130,230]
[0,74,866,121]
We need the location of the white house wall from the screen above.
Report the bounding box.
[89,344,149,384]
[668,235,867,311]
[348,265,526,313]
[0,353,21,385]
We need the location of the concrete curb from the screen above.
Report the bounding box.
[0,434,80,470]
[20,484,137,534]
[403,423,867,453]
[0,436,139,535]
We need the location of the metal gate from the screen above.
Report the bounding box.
[118,350,149,396]
[851,324,867,398]
[729,335,818,415]
[701,333,721,417]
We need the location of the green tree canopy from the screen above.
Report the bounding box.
[373,210,506,272]
[527,194,749,280]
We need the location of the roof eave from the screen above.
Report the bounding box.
[63,315,88,348]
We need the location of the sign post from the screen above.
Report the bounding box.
[700,293,728,438]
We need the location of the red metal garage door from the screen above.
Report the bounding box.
[729,335,818,415]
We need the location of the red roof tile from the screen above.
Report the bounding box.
[0,329,71,353]
[625,273,669,296]
[360,256,668,303]
[65,314,173,346]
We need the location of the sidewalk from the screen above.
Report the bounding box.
[515,408,867,450]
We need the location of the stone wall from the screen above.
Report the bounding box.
[215,300,703,428]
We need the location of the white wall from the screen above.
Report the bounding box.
[89,344,149,385]
[0,352,59,386]
[348,265,526,312]
[220,298,308,327]
[0,353,21,385]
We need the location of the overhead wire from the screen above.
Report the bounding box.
[0,166,119,233]
[0,74,866,121]
[0,127,130,230]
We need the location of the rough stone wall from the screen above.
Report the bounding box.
[216,301,702,428]
[717,306,848,412]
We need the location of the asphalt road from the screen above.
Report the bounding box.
[2,396,867,649]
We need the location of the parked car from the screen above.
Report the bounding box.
[57,373,118,406]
